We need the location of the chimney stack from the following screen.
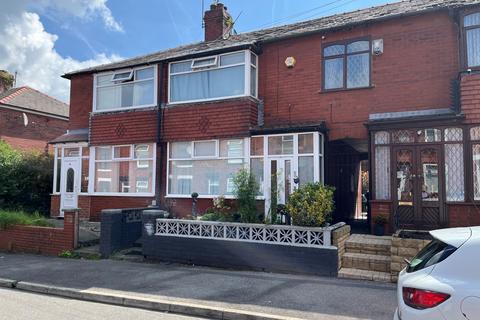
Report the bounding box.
[0,70,14,94]
[204,1,233,41]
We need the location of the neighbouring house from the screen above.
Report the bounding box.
[50,0,480,234]
[0,71,69,152]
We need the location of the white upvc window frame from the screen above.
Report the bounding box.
[168,50,258,105]
[91,143,156,197]
[191,56,218,69]
[93,65,158,113]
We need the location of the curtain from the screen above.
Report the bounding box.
[375,146,390,200]
[467,28,480,67]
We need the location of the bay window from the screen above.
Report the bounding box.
[94,144,155,194]
[471,127,480,200]
[94,66,156,112]
[169,50,258,103]
[464,12,480,68]
[168,139,245,196]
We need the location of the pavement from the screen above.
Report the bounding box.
[0,253,397,320]
[0,288,203,320]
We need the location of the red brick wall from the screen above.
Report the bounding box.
[69,74,93,130]
[370,201,393,235]
[0,211,78,256]
[90,109,157,145]
[50,195,60,217]
[0,108,67,152]
[89,196,154,221]
[162,98,258,141]
[448,204,480,227]
[258,11,459,141]
[461,73,480,123]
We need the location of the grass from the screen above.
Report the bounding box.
[0,210,54,230]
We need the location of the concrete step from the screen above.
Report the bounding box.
[338,267,392,283]
[343,252,391,273]
[345,234,392,256]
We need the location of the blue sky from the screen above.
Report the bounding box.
[0,0,398,102]
[44,0,396,62]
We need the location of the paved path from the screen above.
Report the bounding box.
[0,288,202,320]
[0,253,397,320]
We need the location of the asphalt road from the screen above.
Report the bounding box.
[0,288,204,320]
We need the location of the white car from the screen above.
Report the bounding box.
[394,227,480,320]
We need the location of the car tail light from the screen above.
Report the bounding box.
[403,287,450,310]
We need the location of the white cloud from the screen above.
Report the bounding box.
[0,1,123,103]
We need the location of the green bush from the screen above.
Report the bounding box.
[0,210,54,230]
[286,183,335,227]
[0,141,53,214]
[233,169,260,223]
[200,196,235,222]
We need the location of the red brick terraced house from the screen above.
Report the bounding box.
[0,73,69,153]
[50,0,480,233]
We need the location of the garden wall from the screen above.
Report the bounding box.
[332,224,351,269]
[0,211,78,256]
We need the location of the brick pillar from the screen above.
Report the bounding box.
[63,210,80,249]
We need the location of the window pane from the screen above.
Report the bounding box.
[112,71,132,81]
[268,135,293,155]
[418,129,441,143]
[170,65,245,102]
[194,141,216,157]
[324,45,345,57]
[114,146,131,159]
[250,66,257,96]
[57,148,62,158]
[95,160,153,194]
[95,162,113,192]
[374,131,390,145]
[81,158,89,193]
[170,142,192,159]
[467,28,480,67]
[298,133,314,154]
[96,86,119,110]
[471,127,480,140]
[250,137,264,156]
[445,128,463,142]
[82,147,90,157]
[445,144,464,201]
[168,159,243,195]
[134,144,153,159]
[171,61,192,73]
[392,130,415,143]
[64,148,80,157]
[375,146,390,200]
[473,144,480,200]
[347,41,369,53]
[347,53,369,88]
[298,156,314,186]
[324,58,344,89]
[251,53,257,66]
[220,139,244,158]
[220,52,245,66]
[135,67,154,80]
[192,57,216,68]
[97,74,112,86]
[66,168,75,193]
[465,13,480,27]
[250,158,264,196]
[133,80,154,106]
[96,147,111,160]
[55,159,61,192]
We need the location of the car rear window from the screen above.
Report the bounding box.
[406,239,457,273]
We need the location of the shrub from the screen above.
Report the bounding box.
[200,196,235,222]
[0,210,54,230]
[286,183,335,227]
[233,169,260,223]
[0,141,53,214]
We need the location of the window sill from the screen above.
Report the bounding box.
[92,104,157,114]
[318,85,375,94]
[165,194,265,200]
[166,95,259,107]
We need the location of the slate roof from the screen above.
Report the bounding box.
[64,0,480,78]
[49,128,88,144]
[0,86,69,118]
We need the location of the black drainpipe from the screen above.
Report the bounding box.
[155,63,164,207]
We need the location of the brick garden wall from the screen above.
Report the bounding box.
[0,211,78,256]
[332,224,351,269]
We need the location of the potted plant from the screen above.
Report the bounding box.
[373,215,388,236]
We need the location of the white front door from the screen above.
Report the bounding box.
[60,158,80,216]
